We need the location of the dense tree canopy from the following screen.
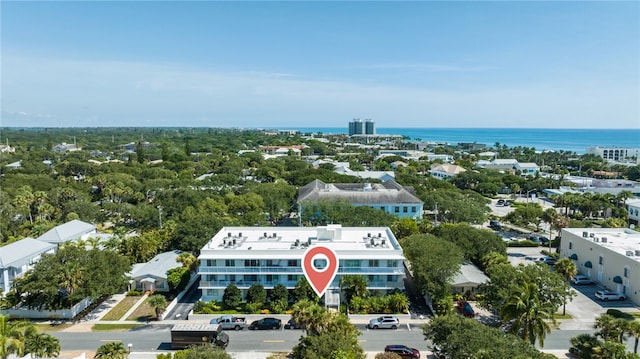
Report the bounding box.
[12,245,131,310]
[399,234,463,298]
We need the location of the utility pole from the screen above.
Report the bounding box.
[157,205,163,229]
[434,202,439,226]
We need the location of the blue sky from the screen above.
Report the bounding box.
[2,1,639,129]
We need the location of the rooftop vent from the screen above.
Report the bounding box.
[589,233,595,238]
[626,251,634,256]
[601,237,607,243]
[636,250,640,256]
[582,231,589,238]
[363,183,372,192]
[228,232,232,237]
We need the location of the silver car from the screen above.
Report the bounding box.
[368,315,400,329]
[571,275,594,286]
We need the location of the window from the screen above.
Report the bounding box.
[266,260,276,266]
[403,206,408,213]
[288,260,298,267]
[206,275,216,281]
[411,206,416,213]
[287,275,297,281]
[387,275,396,282]
[598,256,603,265]
[266,275,278,282]
[229,275,236,282]
[369,260,379,267]
[569,241,573,250]
[225,259,235,267]
[380,206,385,212]
[206,259,216,266]
[387,260,398,267]
[313,258,327,268]
[368,275,375,282]
[243,275,257,282]
[624,266,629,278]
[394,206,400,213]
[244,259,259,267]
[343,260,360,268]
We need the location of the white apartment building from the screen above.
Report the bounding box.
[587,146,640,164]
[628,199,640,226]
[560,228,640,306]
[198,225,406,302]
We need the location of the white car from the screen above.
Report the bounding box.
[595,290,626,301]
[571,275,594,286]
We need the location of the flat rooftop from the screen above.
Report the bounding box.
[565,228,640,262]
[201,225,402,253]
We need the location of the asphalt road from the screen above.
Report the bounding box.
[52,324,429,354]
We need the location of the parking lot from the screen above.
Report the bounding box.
[506,247,639,330]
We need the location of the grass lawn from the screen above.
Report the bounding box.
[553,313,572,320]
[101,295,143,321]
[35,323,75,332]
[93,323,144,331]
[126,297,159,322]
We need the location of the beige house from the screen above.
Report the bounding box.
[560,228,640,306]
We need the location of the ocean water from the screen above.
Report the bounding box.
[287,127,640,154]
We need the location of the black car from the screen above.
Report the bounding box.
[284,318,302,329]
[385,345,420,358]
[248,317,282,330]
[489,219,502,230]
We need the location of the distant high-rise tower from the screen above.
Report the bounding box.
[364,119,375,135]
[349,119,364,135]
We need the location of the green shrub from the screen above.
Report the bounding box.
[127,289,143,296]
[507,240,539,247]
[606,309,634,320]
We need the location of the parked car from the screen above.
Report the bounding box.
[529,234,549,244]
[540,256,557,265]
[595,290,626,301]
[284,318,302,329]
[496,199,506,206]
[209,315,246,331]
[384,344,420,358]
[571,275,595,286]
[489,220,502,230]
[248,317,282,330]
[368,315,400,329]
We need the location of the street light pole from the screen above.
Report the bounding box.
[157,206,163,229]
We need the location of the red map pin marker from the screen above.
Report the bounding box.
[302,245,339,298]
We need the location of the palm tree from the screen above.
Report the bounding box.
[148,294,167,320]
[93,342,128,359]
[500,282,555,347]
[0,315,32,359]
[339,274,368,306]
[594,314,626,343]
[292,299,329,336]
[176,252,198,273]
[627,320,640,354]
[24,329,60,359]
[553,258,577,315]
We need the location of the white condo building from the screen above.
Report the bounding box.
[198,225,406,302]
[560,228,640,306]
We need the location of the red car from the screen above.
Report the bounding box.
[385,345,420,358]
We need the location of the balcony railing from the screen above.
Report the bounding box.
[198,266,405,274]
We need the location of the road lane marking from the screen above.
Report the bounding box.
[263,340,285,343]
